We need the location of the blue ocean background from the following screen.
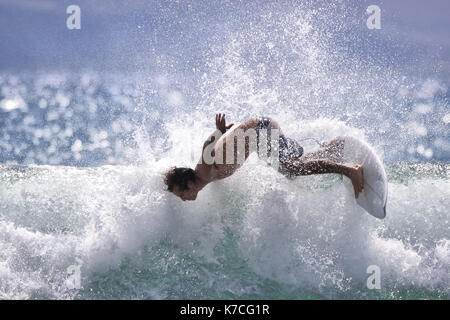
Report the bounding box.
[0,0,448,299]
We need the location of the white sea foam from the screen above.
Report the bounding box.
[0,130,448,299]
[0,1,448,299]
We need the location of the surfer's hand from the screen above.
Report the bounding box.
[216,113,233,134]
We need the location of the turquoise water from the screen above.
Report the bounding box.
[0,163,448,299]
[0,0,449,300]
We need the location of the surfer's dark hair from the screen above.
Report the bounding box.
[164,167,196,192]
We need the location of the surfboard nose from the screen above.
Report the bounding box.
[339,136,388,219]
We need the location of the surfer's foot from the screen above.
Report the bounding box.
[348,165,364,198]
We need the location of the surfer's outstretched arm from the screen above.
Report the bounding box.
[200,113,234,154]
[284,160,364,198]
[199,113,233,164]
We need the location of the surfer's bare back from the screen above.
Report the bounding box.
[164,113,364,201]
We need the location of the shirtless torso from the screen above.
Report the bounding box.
[169,114,363,201]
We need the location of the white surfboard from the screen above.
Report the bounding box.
[338,136,388,219]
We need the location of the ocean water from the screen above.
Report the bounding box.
[0,162,448,299]
[0,1,449,299]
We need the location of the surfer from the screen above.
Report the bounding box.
[164,113,364,201]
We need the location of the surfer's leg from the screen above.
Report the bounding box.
[283,159,364,198]
[254,116,304,167]
[300,138,344,163]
